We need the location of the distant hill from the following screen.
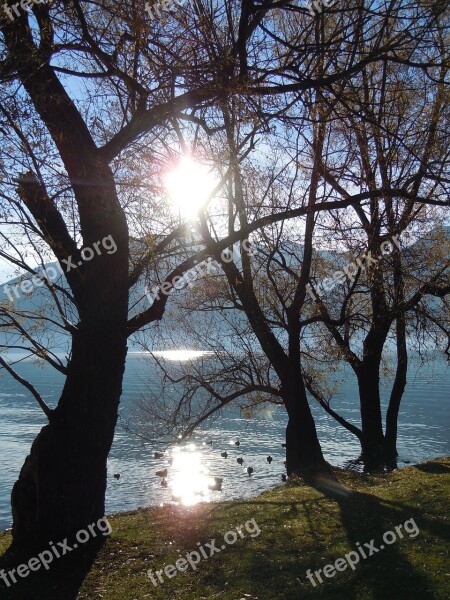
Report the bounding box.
[1,227,448,357]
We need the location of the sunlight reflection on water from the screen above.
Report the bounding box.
[152,350,212,362]
[0,354,449,530]
[168,444,213,506]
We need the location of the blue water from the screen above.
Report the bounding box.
[0,353,449,531]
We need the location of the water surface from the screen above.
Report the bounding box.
[0,352,448,531]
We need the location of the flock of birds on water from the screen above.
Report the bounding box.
[113,439,288,499]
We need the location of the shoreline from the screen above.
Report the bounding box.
[1,456,449,599]
[2,454,449,536]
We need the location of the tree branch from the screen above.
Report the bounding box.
[0,355,53,420]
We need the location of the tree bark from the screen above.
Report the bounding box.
[11,325,128,550]
[356,361,385,471]
[10,178,129,550]
[283,379,328,479]
[384,315,408,465]
[384,234,408,467]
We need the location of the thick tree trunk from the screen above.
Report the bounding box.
[11,210,129,552]
[283,380,328,479]
[356,362,385,472]
[11,327,128,551]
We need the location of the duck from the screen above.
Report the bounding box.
[205,440,213,446]
[154,451,164,459]
[237,457,244,466]
[234,440,240,447]
[161,478,168,488]
[113,473,120,480]
[208,477,223,491]
[221,451,228,459]
[282,474,287,482]
[247,466,254,476]
[281,443,286,448]
[267,456,273,464]
[155,468,168,478]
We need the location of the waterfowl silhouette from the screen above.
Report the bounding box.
[113,473,120,480]
[154,452,164,459]
[267,456,273,464]
[234,440,240,447]
[237,457,244,466]
[156,468,168,477]
[221,451,228,458]
[161,478,168,488]
[208,477,223,491]
[247,466,254,476]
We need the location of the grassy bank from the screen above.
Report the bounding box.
[1,457,449,600]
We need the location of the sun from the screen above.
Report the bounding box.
[165,156,217,220]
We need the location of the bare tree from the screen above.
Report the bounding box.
[0,0,287,550]
[305,32,450,469]
[0,0,447,552]
[130,1,450,474]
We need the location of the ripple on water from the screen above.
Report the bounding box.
[0,354,449,530]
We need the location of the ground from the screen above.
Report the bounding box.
[1,457,449,600]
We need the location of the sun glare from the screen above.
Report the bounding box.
[165,156,217,220]
[153,350,210,362]
[170,446,212,506]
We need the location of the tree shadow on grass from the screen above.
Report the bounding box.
[414,460,450,475]
[190,481,448,600]
[0,538,106,600]
[194,495,335,600]
[327,487,441,600]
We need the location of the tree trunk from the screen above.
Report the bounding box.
[384,241,408,468]
[11,226,129,552]
[384,314,408,466]
[356,362,385,472]
[283,380,328,479]
[11,329,128,551]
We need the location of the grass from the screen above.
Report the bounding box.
[1,457,449,600]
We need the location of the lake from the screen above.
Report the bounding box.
[0,352,449,531]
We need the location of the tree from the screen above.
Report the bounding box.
[0,0,278,550]
[307,30,450,469]
[1,0,447,552]
[130,0,450,474]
